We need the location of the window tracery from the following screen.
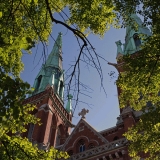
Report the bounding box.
[78,139,85,152]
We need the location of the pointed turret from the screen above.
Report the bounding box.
[32,33,64,99]
[66,94,73,114]
[123,14,151,55]
[46,32,63,69]
[115,40,124,59]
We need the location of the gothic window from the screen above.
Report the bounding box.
[88,143,95,149]
[133,33,141,48]
[36,75,42,90]
[54,69,59,79]
[55,128,61,147]
[78,139,85,152]
[59,81,63,98]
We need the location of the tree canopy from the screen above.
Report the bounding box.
[1,0,160,159]
[114,0,160,159]
[0,0,116,159]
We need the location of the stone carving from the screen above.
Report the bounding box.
[78,108,89,119]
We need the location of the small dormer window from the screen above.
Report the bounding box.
[133,33,141,48]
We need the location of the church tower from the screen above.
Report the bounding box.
[109,14,151,113]
[23,33,73,150]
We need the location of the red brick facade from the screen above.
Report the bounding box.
[60,106,142,160]
[22,55,143,159]
[23,87,72,149]
[23,32,145,159]
[23,83,143,159]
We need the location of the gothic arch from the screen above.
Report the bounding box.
[36,75,42,90]
[76,139,86,153]
[73,136,89,148]
[59,80,63,98]
[49,114,58,146]
[57,124,66,146]
[72,136,89,153]
[87,139,99,149]
[89,139,99,145]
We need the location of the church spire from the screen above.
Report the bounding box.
[32,33,64,100]
[123,14,151,55]
[46,32,62,70]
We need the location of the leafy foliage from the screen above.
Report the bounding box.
[2,0,160,159]
[0,135,69,160]
[0,0,117,159]
[124,106,160,160]
[66,0,117,35]
[114,0,160,159]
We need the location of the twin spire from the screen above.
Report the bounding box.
[115,14,151,58]
[31,32,72,114]
[46,32,63,69]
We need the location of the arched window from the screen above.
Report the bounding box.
[55,128,61,146]
[36,75,42,90]
[59,81,63,98]
[88,143,95,149]
[133,33,141,48]
[78,139,85,152]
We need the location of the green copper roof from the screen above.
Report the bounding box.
[31,33,64,100]
[123,14,151,55]
[46,32,62,69]
[66,94,73,114]
[115,14,151,58]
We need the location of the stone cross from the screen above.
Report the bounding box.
[78,108,89,119]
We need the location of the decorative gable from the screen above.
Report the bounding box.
[61,118,108,154]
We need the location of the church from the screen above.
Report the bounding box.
[23,14,151,160]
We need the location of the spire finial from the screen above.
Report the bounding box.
[115,40,123,55]
[59,32,62,36]
[31,33,64,97]
[45,32,63,68]
[66,94,73,114]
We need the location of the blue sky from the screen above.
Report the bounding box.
[21,22,126,132]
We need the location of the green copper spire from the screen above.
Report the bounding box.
[123,14,151,55]
[31,33,64,100]
[66,94,73,114]
[46,32,62,69]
